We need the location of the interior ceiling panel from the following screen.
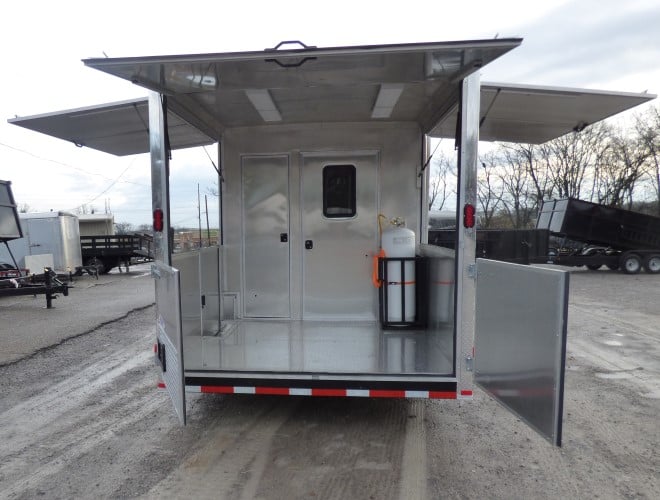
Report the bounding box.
[83,40,522,134]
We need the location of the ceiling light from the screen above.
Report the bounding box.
[371,84,404,119]
[245,89,282,122]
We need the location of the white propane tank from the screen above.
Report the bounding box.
[381,223,416,322]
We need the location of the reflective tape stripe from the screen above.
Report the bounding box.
[255,386,289,395]
[289,388,312,396]
[181,385,458,399]
[429,391,457,399]
[458,389,473,400]
[405,390,429,398]
[370,390,406,398]
[312,388,347,397]
[346,389,370,397]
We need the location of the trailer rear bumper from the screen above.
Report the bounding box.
[183,374,462,399]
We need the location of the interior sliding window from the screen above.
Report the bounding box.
[323,165,356,218]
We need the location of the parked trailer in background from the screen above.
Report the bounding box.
[0,211,82,274]
[537,198,660,274]
[0,210,153,275]
[0,181,69,307]
[80,233,153,273]
[429,228,550,265]
[8,39,655,447]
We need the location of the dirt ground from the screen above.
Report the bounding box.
[0,268,658,499]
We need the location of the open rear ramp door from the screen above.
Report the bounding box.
[475,259,569,446]
[154,262,186,425]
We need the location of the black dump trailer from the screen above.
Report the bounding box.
[537,198,660,274]
[428,228,550,265]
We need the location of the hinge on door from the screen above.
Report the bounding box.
[465,354,473,372]
[467,264,477,279]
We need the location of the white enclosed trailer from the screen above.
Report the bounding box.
[0,211,82,273]
[9,39,654,445]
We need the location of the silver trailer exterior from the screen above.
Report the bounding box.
[0,211,82,273]
[8,40,655,446]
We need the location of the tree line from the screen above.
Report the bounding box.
[429,104,660,229]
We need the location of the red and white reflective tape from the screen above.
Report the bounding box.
[458,389,473,400]
[183,385,459,399]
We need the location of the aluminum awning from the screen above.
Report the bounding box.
[8,98,216,156]
[429,82,656,143]
[82,40,521,136]
[8,40,655,154]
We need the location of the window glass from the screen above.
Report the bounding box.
[323,165,356,218]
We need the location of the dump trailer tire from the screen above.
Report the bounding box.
[620,253,642,274]
[606,263,620,271]
[643,254,660,274]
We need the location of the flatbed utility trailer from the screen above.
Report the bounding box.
[8,39,654,446]
[80,233,153,273]
[537,198,660,274]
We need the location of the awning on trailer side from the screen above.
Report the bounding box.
[8,98,216,156]
[8,83,655,156]
[8,38,655,153]
[429,83,656,144]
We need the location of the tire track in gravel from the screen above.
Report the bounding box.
[143,397,297,499]
[0,306,169,500]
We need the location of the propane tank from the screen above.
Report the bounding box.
[381,219,416,322]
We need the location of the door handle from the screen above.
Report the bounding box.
[305,240,313,250]
[280,233,288,243]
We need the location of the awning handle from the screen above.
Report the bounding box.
[266,40,317,51]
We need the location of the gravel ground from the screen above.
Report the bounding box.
[0,267,658,499]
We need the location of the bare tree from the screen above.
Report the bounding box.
[428,150,456,211]
[18,203,31,213]
[593,126,649,208]
[477,151,504,229]
[511,143,555,206]
[636,104,660,214]
[114,222,134,234]
[498,146,537,228]
[539,122,610,200]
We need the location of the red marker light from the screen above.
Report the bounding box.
[153,209,164,232]
[463,204,476,228]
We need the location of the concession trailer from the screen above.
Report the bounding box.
[9,39,655,446]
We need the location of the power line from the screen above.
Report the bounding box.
[0,141,149,188]
[68,159,137,211]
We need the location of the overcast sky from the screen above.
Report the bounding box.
[1,0,659,226]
